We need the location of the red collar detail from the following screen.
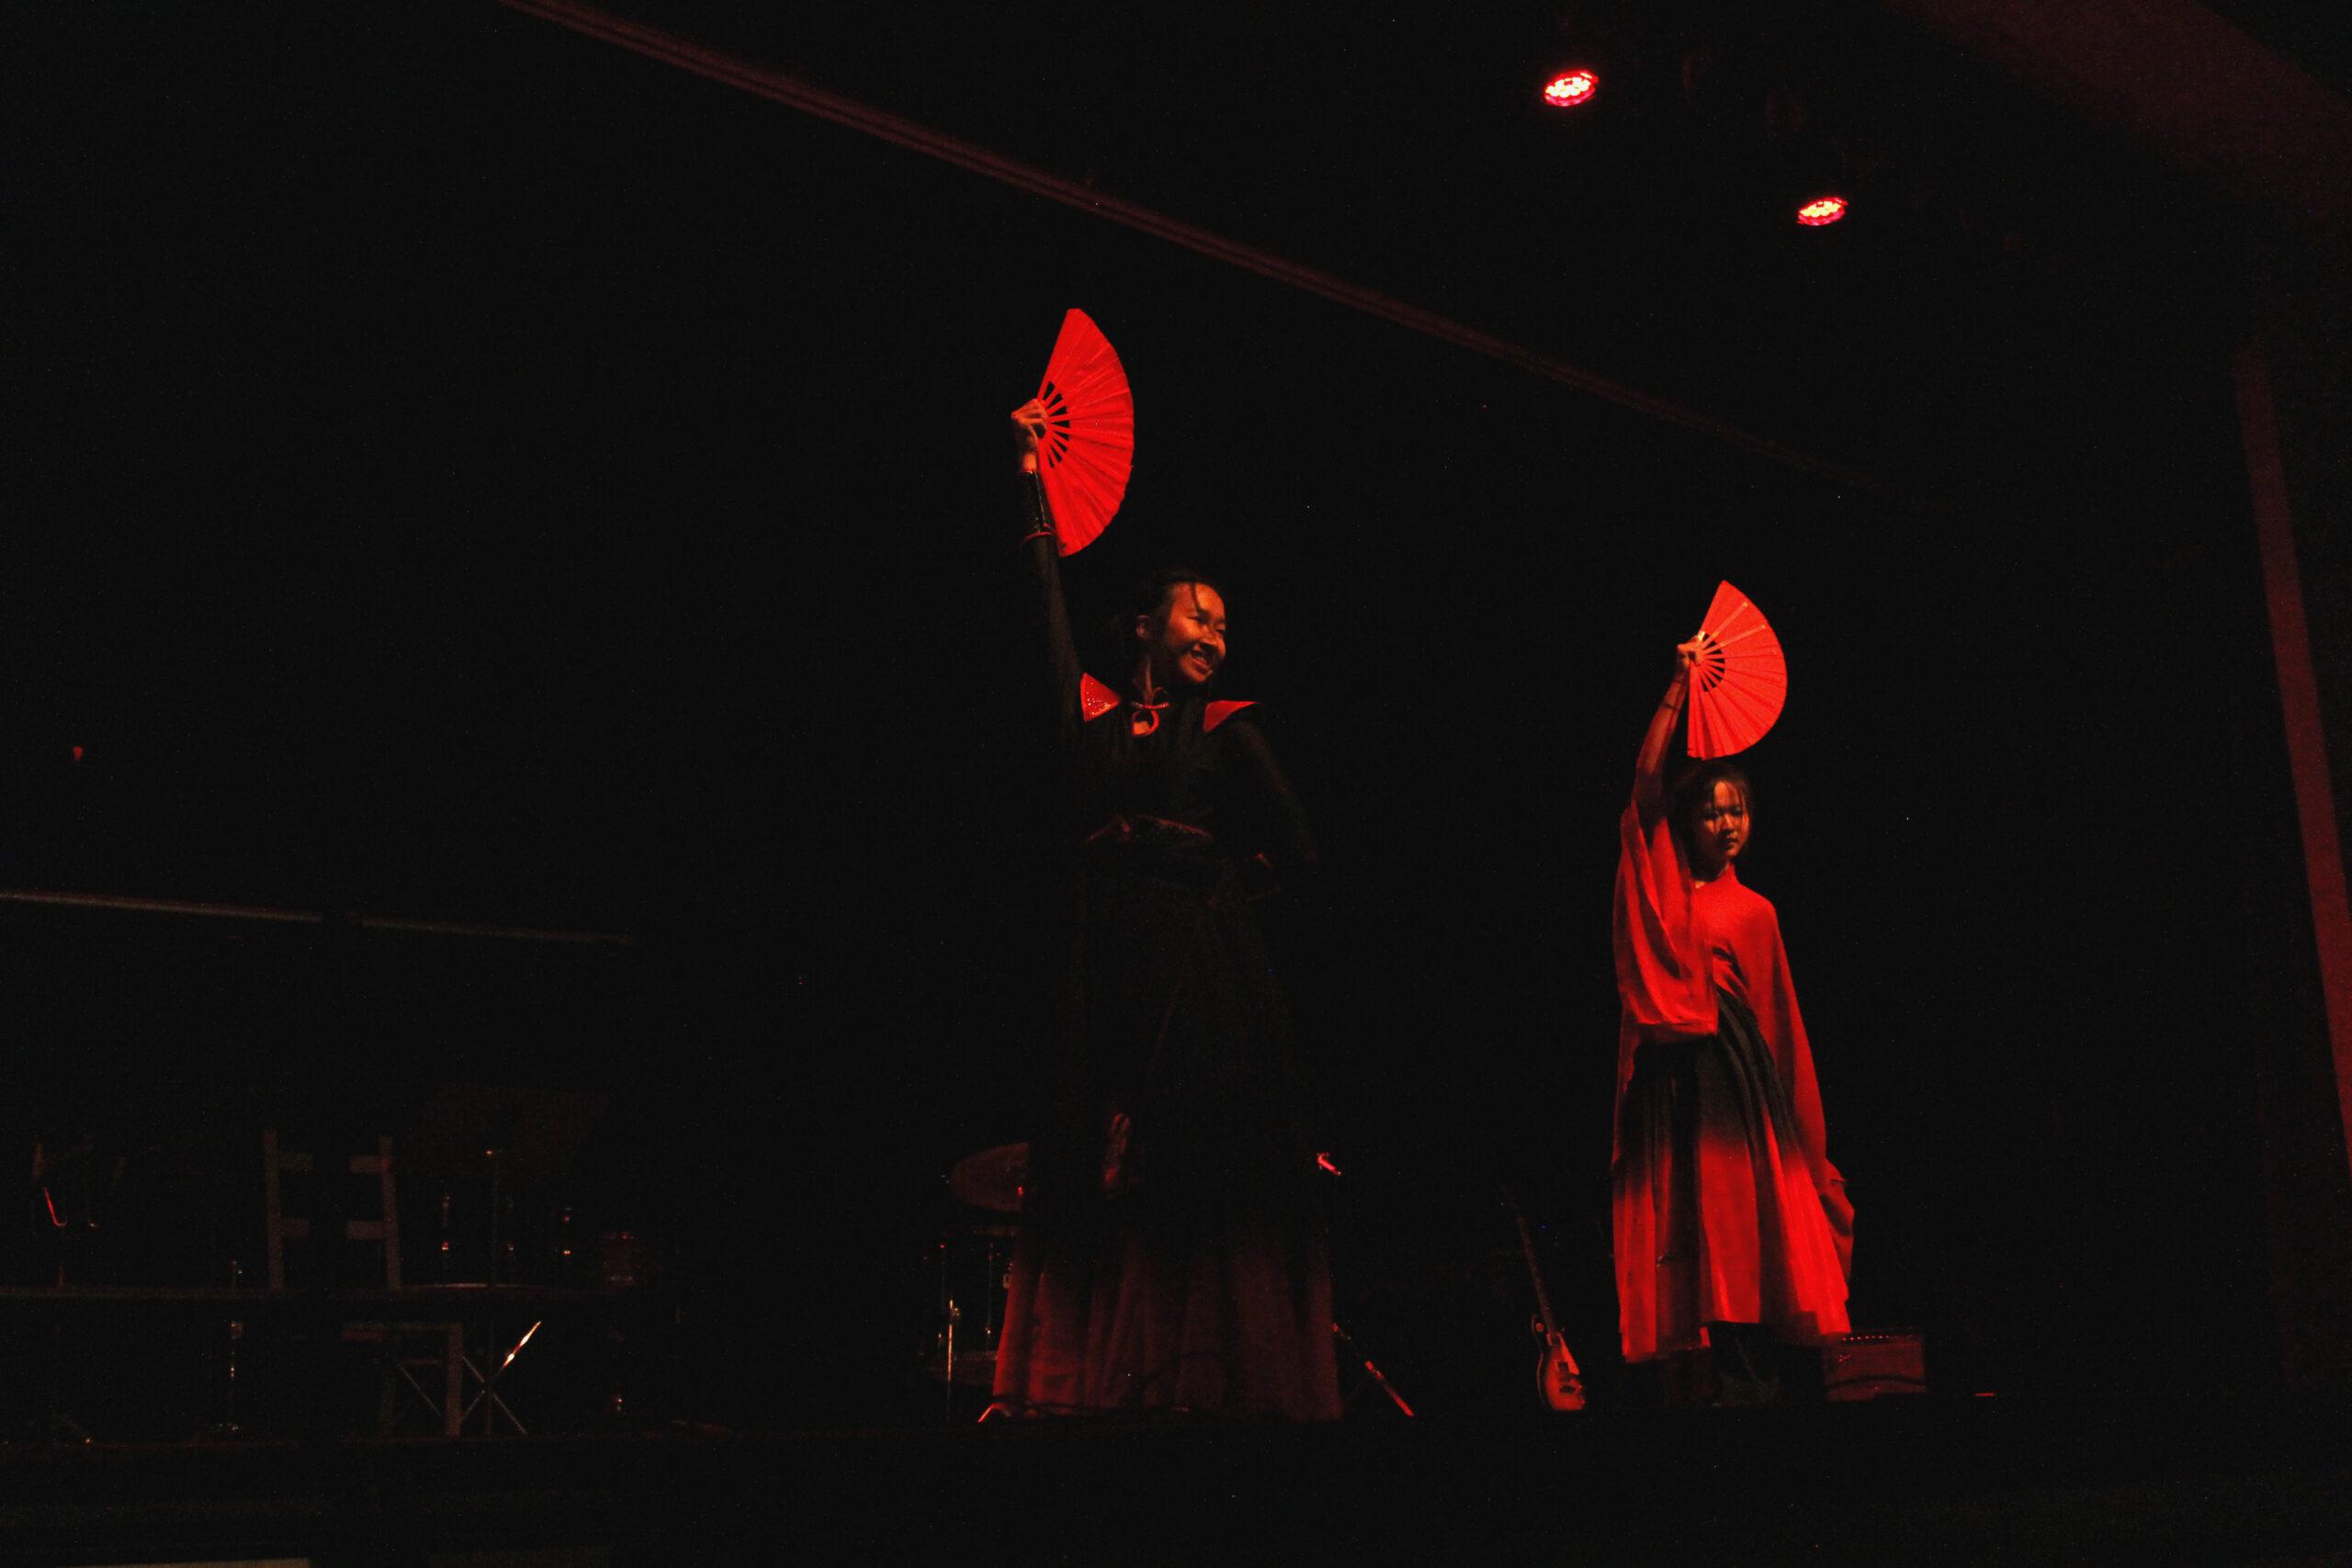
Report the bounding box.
[1204,700,1257,733]
[1080,679,1255,733]
[1079,674,1122,723]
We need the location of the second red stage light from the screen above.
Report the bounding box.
[1542,70,1598,107]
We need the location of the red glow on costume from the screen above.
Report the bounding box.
[1611,776,1851,1363]
[1079,673,1122,723]
[1796,195,1849,227]
[998,1231,1338,1416]
[1204,699,1258,733]
[1542,70,1598,107]
[1316,1152,1342,1176]
[70,745,84,762]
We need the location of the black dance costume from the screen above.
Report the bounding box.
[989,485,1340,1421]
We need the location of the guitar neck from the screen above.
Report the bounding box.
[1502,1194,1560,1336]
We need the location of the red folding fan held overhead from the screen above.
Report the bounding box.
[1684,581,1788,760]
[1016,308,1135,555]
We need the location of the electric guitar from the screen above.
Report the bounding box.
[1498,1185,1586,1411]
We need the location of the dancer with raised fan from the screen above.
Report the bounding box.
[988,310,1340,1422]
[1611,582,1851,1405]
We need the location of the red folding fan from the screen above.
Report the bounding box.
[1023,308,1135,556]
[1685,581,1787,759]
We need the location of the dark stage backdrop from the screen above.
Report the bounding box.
[2,4,2307,1424]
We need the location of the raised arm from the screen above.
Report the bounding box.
[1633,641,1702,799]
[1615,639,1716,1051]
[1012,408,1085,740]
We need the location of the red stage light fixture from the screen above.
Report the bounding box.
[1542,69,1598,107]
[1796,194,1849,227]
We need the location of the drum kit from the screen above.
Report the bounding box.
[923,1142,1028,1393]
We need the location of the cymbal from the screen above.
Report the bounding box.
[948,1142,1029,1213]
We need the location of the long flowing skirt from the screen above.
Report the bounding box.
[1612,989,1850,1362]
[993,1219,1338,1419]
[992,832,1340,1421]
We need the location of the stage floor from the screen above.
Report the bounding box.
[3,1396,2349,1566]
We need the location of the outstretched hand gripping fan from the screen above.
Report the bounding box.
[1684,581,1787,760]
[1015,309,1135,555]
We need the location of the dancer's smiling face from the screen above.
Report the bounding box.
[1136,581,1227,689]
